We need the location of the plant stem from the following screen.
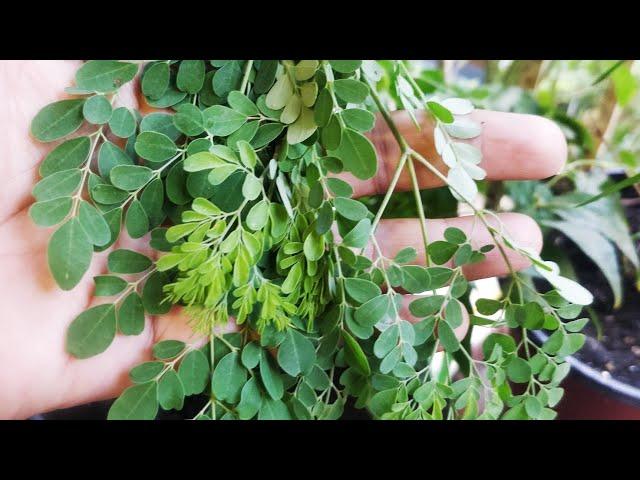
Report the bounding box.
[240,60,254,95]
[366,76,410,152]
[406,156,431,266]
[369,153,408,234]
[408,149,518,277]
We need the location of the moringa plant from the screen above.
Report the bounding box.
[455,60,640,309]
[29,60,593,420]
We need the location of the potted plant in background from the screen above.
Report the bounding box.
[443,59,640,419]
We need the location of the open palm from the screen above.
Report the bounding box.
[0,61,197,419]
[0,60,566,419]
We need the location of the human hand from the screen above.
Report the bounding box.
[0,60,565,419]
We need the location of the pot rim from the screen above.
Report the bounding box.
[530,329,640,408]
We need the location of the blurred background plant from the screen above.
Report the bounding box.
[371,59,640,320]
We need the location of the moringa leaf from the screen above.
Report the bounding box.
[277,329,316,376]
[29,197,73,227]
[39,136,91,177]
[329,129,377,180]
[135,131,177,162]
[31,99,85,142]
[108,381,158,420]
[118,292,145,335]
[48,218,93,290]
[66,303,117,358]
[75,60,137,93]
[178,349,210,396]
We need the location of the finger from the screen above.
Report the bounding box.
[399,294,469,343]
[372,212,542,280]
[342,109,567,198]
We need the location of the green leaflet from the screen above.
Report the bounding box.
[342,219,372,248]
[109,107,137,138]
[428,241,458,265]
[83,95,112,124]
[118,292,145,335]
[75,60,138,93]
[142,62,170,99]
[341,108,375,132]
[237,376,262,419]
[108,249,151,274]
[212,352,247,402]
[437,321,460,352]
[158,370,185,411]
[66,304,117,358]
[135,131,177,162]
[254,60,278,94]
[228,91,259,116]
[427,101,454,123]
[33,169,82,202]
[92,184,128,204]
[94,275,127,297]
[29,197,73,227]
[329,129,377,180]
[141,112,180,141]
[39,136,91,177]
[213,60,243,98]
[277,329,316,376]
[31,99,85,142]
[330,60,362,73]
[259,349,284,400]
[258,398,292,420]
[98,141,134,178]
[177,60,205,94]
[342,329,371,376]
[140,179,165,228]
[204,105,247,136]
[125,200,150,239]
[334,197,369,221]
[173,103,205,136]
[78,201,111,246]
[326,178,353,197]
[401,266,452,294]
[48,218,93,290]
[130,362,164,383]
[178,349,210,395]
[110,165,154,191]
[251,123,285,148]
[153,340,186,360]
[333,79,369,103]
[246,200,269,231]
[287,106,316,144]
[344,278,381,304]
[108,381,158,420]
[142,271,171,314]
[354,295,391,327]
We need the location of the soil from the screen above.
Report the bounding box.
[548,197,640,389]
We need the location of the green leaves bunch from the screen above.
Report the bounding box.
[30,60,592,420]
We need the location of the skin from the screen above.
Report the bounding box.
[0,61,566,419]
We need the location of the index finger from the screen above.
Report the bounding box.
[341,109,567,198]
